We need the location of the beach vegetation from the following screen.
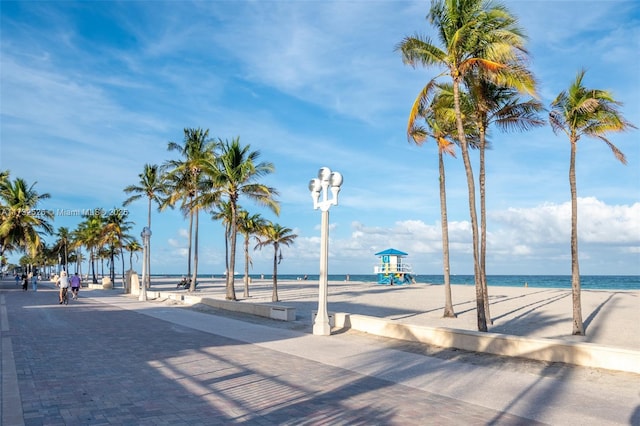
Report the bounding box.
[466,75,545,323]
[123,163,168,288]
[237,209,267,298]
[211,200,234,287]
[212,137,280,301]
[74,212,106,283]
[52,226,72,272]
[124,240,142,272]
[163,128,218,292]
[255,222,297,302]
[549,69,636,335]
[406,82,462,318]
[397,0,536,331]
[0,172,53,262]
[101,208,134,286]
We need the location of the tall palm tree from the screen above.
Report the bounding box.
[408,82,466,318]
[237,209,267,298]
[164,128,218,292]
[466,76,545,323]
[53,227,72,272]
[123,163,167,288]
[75,213,105,283]
[213,137,280,301]
[0,176,53,259]
[124,240,142,272]
[211,200,234,280]
[255,222,297,302]
[549,69,635,336]
[101,208,133,287]
[397,0,533,331]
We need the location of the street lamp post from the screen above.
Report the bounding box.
[140,227,152,301]
[309,167,343,336]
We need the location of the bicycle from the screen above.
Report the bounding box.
[60,287,69,305]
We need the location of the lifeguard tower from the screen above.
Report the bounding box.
[374,248,415,285]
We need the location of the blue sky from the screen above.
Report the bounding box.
[1,0,639,277]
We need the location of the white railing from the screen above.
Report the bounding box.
[373,263,413,274]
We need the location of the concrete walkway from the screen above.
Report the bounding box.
[1,279,639,425]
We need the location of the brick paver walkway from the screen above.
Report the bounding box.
[1,280,542,425]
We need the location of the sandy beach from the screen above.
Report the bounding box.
[143,277,640,351]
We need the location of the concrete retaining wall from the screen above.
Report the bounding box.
[149,292,297,322]
[334,313,640,374]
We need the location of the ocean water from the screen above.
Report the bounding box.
[155,274,640,291]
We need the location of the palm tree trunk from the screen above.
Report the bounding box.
[120,246,126,290]
[570,139,584,335]
[91,248,97,283]
[187,198,193,278]
[147,196,152,289]
[190,207,198,292]
[110,248,115,283]
[272,245,279,302]
[479,131,492,324]
[226,204,238,301]
[243,236,250,298]
[453,77,486,332]
[439,151,456,318]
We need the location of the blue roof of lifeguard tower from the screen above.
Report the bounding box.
[374,248,408,256]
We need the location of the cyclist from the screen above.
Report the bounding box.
[70,272,81,299]
[56,271,70,304]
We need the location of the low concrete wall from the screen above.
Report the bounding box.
[334,313,640,374]
[151,292,296,322]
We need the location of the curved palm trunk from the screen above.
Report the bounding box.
[272,244,279,302]
[190,207,199,292]
[479,129,492,324]
[439,151,456,318]
[569,139,584,335]
[243,236,250,298]
[453,78,487,332]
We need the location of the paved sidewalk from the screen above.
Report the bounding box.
[2,279,639,425]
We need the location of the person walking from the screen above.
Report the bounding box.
[22,273,28,291]
[56,271,70,304]
[31,272,38,292]
[70,272,81,300]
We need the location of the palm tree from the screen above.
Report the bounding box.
[101,208,133,287]
[237,209,267,298]
[465,76,545,323]
[213,137,280,301]
[123,163,167,288]
[74,213,105,283]
[407,83,465,318]
[549,69,635,335]
[163,128,218,292]
[397,0,534,331]
[255,222,297,302]
[53,227,72,272]
[211,200,234,280]
[0,175,53,259]
[124,240,142,272]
